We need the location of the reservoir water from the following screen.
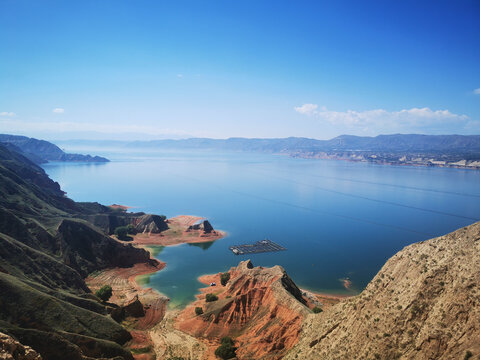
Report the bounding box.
[43,149,480,308]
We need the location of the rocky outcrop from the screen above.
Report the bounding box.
[134,214,168,234]
[176,260,311,359]
[286,222,480,360]
[0,332,42,360]
[187,220,214,233]
[123,296,145,318]
[111,296,146,322]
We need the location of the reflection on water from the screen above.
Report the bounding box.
[187,241,215,250]
[136,274,152,287]
[146,245,165,257]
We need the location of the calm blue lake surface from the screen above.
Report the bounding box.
[43,149,480,308]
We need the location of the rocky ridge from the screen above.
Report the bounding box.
[175,260,312,359]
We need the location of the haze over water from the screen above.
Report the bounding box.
[43,149,480,308]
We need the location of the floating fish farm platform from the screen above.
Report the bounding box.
[229,239,286,255]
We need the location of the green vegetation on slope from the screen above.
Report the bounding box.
[0,143,153,360]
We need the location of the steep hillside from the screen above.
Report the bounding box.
[0,144,157,360]
[0,134,109,163]
[286,222,480,360]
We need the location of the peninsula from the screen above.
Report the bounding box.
[0,134,109,163]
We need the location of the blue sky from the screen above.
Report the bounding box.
[0,0,479,140]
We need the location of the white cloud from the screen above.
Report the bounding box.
[177,74,184,78]
[474,88,480,95]
[294,103,318,115]
[0,112,16,117]
[53,108,65,113]
[294,104,470,133]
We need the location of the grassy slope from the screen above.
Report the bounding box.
[0,144,151,360]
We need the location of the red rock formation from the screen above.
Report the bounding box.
[175,260,311,359]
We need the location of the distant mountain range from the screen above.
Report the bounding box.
[9,133,480,168]
[55,134,480,168]
[0,134,109,163]
[117,134,480,153]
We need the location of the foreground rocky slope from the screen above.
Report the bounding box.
[286,222,480,360]
[175,260,312,359]
[0,331,42,360]
[0,144,160,360]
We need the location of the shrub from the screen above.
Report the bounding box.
[206,293,218,302]
[221,337,234,346]
[95,285,112,302]
[220,272,230,286]
[126,223,137,235]
[411,303,422,316]
[195,307,204,315]
[464,351,473,360]
[312,306,323,313]
[215,338,237,359]
[114,226,129,240]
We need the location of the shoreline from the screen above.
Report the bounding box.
[90,215,226,307]
[86,214,226,359]
[289,153,480,170]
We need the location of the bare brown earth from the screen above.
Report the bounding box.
[174,260,316,360]
[285,221,480,360]
[129,215,226,246]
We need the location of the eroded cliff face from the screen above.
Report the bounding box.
[175,260,311,360]
[286,222,480,360]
